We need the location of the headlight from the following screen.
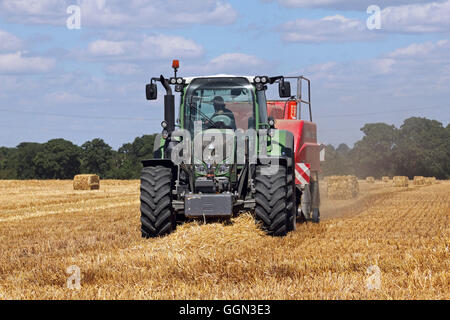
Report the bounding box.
[217,164,229,174]
[268,128,277,138]
[195,164,207,174]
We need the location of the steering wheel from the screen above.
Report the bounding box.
[205,114,234,129]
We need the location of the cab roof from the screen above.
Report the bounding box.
[183,74,255,85]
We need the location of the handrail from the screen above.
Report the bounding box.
[283,76,312,122]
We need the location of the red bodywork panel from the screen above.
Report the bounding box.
[267,101,321,173]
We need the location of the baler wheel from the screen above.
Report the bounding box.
[311,208,320,223]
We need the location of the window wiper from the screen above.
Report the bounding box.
[188,102,218,128]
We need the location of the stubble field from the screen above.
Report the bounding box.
[0,179,448,299]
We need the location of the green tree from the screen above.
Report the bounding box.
[117,134,157,178]
[0,147,18,179]
[80,138,113,177]
[16,142,43,179]
[336,143,351,155]
[394,117,449,179]
[105,152,136,179]
[352,123,397,178]
[321,144,354,176]
[33,139,81,179]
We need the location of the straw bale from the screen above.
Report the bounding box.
[327,175,359,200]
[413,176,425,185]
[393,176,409,187]
[366,177,375,183]
[73,174,100,190]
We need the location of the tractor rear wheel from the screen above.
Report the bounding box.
[255,165,293,237]
[140,166,175,238]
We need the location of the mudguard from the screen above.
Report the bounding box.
[141,159,174,168]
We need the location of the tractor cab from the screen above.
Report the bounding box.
[182,76,259,133]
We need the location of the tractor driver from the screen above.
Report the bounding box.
[211,96,236,129]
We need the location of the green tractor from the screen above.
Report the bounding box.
[141,60,300,237]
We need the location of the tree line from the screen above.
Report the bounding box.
[0,117,448,180]
[0,135,157,180]
[321,117,450,179]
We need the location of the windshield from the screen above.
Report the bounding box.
[184,77,256,133]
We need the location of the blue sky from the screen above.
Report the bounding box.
[0,0,449,149]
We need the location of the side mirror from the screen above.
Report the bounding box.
[278,80,291,98]
[146,83,157,100]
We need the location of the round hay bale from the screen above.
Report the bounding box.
[73,174,100,190]
[327,175,359,200]
[424,177,435,185]
[393,176,408,187]
[382,176,390,183]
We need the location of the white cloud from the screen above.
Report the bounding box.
[0,30,24,52]
[277,1,450,43]
[267,0,444,10]
[187,53,270,75]
[388,40,449,58]
[0,0,238,27]
[104,63,141,76]
[87,40,131,56]
[141,34,204,59]
[0,0,66,24]
[279,15,375,43]
[1,0,63,14]
[85,34,204,60]
[0,51,55,74]
[304,39,450,97]
[381,1,450,33]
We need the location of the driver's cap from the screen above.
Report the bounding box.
[212,96,225,107]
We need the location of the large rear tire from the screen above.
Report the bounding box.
[140,166,175,238]
[255,165,293,237]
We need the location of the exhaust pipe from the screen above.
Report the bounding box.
[160,75,175,133]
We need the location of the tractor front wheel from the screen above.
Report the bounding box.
[255,165,294,237]
[140,166,175,238]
